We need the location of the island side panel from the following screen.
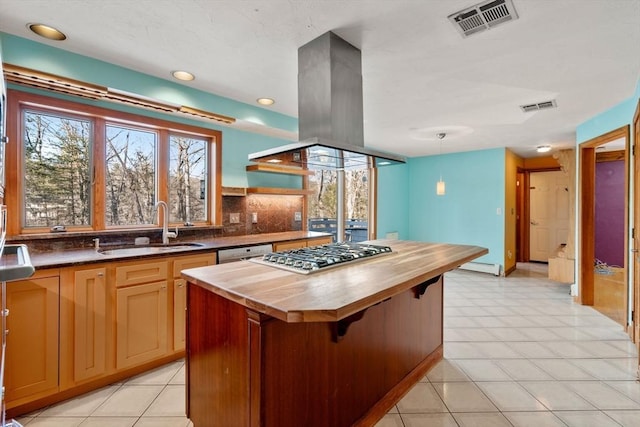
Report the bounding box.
[252,277,444,427]
[186,276,444,427]
[186,283,250,427]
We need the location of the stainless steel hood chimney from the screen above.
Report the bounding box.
[249,31,406,169]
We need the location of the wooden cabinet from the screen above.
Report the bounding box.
[308,236,332,246]
[115,260,169,370]
[71,267,108,382]
[172,253,216,350]
[4,271,59,404]
[273,236,332,251]
[116,281,168,369]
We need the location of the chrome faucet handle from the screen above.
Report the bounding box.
[166,227,178,239]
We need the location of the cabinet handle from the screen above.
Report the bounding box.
[160,285,167,290]
[97,272,104,277]
[178,283,184,288]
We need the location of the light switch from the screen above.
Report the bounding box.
[252,212,258,223]
[294,212,302,221]
[230,213,240,223]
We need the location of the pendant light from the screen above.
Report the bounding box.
[436,133,446,196]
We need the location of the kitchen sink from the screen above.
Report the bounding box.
[98,242,205,256]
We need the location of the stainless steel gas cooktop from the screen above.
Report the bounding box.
[249,242,392,274]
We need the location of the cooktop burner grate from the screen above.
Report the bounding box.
[249,242,392,274]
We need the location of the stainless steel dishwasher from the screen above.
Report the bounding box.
[217,244,273,264]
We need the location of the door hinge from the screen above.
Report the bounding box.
[633,145,636,156]
[633,228,636,239]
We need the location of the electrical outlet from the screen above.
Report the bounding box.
[230,213,240,224]
[252,212,258,223]
[294,212,302,221]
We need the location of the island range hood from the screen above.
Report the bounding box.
[249,31,406,169]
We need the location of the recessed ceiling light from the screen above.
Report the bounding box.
[536,145,552,153]
[28,23,66,41]
[172,70,195,81]
[257,98,275,106]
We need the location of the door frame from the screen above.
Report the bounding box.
[579,126,630,311]
[633,99,640,348]
[516,161,561,263]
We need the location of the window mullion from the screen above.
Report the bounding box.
[157,128,170,225]
[93,118,106,229]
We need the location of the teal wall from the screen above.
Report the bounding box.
[577,79,640,142]
[406,148,505,266]
[0,32,300,189]
[377,163,410,240]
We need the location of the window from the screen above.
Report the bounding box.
[105,124,157,226]
[8,90,221,234]
[23,110,92,227]
[169,134,207,224]
[307,168,370,242]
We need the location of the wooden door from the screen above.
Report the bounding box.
[116,281,168,369]
[73,267,107,382]
[4,276,59,402]
[529,171,570,262]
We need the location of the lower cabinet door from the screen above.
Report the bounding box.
[73,267,108,382]
[5,276,60,402]
[116,281,168,369]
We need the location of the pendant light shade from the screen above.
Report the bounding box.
[436,133,446,196]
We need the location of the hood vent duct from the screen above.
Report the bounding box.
[249,31,405,170]
[449,0,519,38]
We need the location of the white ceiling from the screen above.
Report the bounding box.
[1,0,639,158]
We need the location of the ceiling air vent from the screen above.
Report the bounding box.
[520,100,557,113]
[448,0,519,38]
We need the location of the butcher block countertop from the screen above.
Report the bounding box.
[181,240,488,323]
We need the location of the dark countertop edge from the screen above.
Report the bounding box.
[183,242,488,323]
[27,231,332,269]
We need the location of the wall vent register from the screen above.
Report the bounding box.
[250,242,392,274]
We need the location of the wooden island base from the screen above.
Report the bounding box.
[187,275,444,427]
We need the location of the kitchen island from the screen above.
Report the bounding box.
[181,240,487,427]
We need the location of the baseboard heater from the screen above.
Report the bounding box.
[457,262,501,276]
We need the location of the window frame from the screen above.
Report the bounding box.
[5,89,222,236]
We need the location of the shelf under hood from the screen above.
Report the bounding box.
[249,137,406,170]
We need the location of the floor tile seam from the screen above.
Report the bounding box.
[551,409,626,427]
[84,383,126,417]
[139,383,170,417]
[558,380,640,409]
[474,379,556,412]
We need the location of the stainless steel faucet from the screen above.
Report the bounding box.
[154,201,177,244]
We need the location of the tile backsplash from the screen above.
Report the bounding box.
[10,194,304,252]
[222,194,303,236]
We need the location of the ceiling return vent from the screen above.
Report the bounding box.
[448,0,519,38]
[520,100,557,113]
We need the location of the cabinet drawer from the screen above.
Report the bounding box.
[273,240,307,251]
[115,260,168,287]
[173,253,216,278]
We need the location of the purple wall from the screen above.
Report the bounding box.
[595,160,625,267]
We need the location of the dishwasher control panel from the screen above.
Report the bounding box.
[217,244,273,264]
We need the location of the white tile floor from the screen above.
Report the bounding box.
[15,263,640,427]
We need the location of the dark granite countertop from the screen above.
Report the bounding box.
[26,231,332,269]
